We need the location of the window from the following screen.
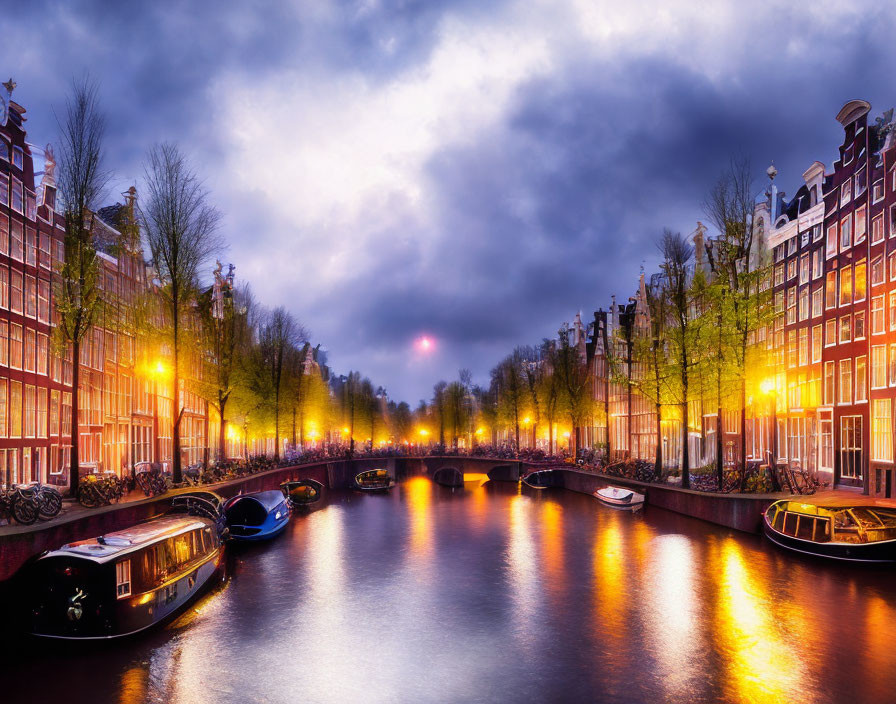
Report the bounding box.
[891,251,896,281]
[37,279,49,323]
[827,223,838,256]
[0,173,7,208]
[10,270,22,314]
[872,399,893,462]
[116,560,131,599]
[787,259,796,281]
[825,270,837,309]
[891,344,896,386]
[36,333,48,376]
[873,214,885,244]
[799,254,809,284]
[23,329,35,373]
[25,227,36,266]
[871,256,884,287]
[891,291,896,332]
[10,220,22,261]
[0,379,6,438]
[787,287,797,325]
[857,355,868,402]
[855,205,867,245]
[812,250,823,279]
[788,238,797,256]
[774,264,784,287]
[9,324,22,370]
[873,179,885,203]
[855,259,866,302]
[839,359,852,405]
[11,178,23,213]
[839,265,853,306]
[24,385,35,438]
[24,275,36,318]
[841,181,851,206]
[856,168,867,196]
[872,346,887,389]
[24,190,36,221]
[788,330,797,368]
[799,288,809,321]
[812,286,822,318]
[872,295,885,334]
[0,321,7,366]
[841,215,852,251]
[825,318,837,346]
[840,315,852,343]
[799,327,809,367]
[855,310,866,339]
[813,223,823,242]
[824,361,835,405]
[812,324,822,363]
[0,267,7,310]
[0,138,7,162]
[12,146,23,169]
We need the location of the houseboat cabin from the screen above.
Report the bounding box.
[224,490,291,540]
[354,469,395,492]
[764,500,896,562]
[27,515,224,639]
[281,479,323,506]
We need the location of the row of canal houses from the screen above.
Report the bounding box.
[0,83,246,490]
[579,99,896,498]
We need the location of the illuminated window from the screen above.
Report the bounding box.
[825,270,837,309]
[11,177,23,213]
[840,315,851,344]
[799,288,809,321]
[0,321,7,367]
[811,286,822,317]
[891,292,896,332]
[871,256,884,287]
[890,344,896,387]
[799,327,809,366]
[856,355,868,402]
[873,214,885,244]
[871,346,886,389]
[872,296,885,334]
[839,265,853,306]
[824,361,835,404]
[9,324,22,370]
[826,223,838,256]
[855,310,866,340]
[855,205,867,244]
[10,220,22,261]
[116,560,131,599]
[838,359,852,405]
[787,259,796,280]
[825,318,837,346]
[872,399,892,462]
[855,259,866,302]
[812,324,822,363]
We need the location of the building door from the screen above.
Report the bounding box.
[839,415,863,484]
[819,411,834,475]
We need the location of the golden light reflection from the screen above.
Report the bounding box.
[404,476,432,561]
[540,501,565,598]
[118,664,149,704]
[715,538,800,703]
[591,518,627,642]
[644,535,701,700]
[507,495,539,652]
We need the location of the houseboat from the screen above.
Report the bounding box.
[281,479,324,506]
[521,470,557,490]
[223,490,291,541]
[26,495,226,639]
[354,469,395,492]
[763,499,896,562]
[594,486,645,509]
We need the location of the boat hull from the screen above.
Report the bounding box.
[763,517,896,563]
[30,549,224,640]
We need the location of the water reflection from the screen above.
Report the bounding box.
[6,478,896,704]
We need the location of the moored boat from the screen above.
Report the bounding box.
[281,479,324,506]
[521,470,556,489]
[594,485,645,509]
[224,490,291,541]
[763,499,896,562]
[26,497,226,639]
[354,469,396,492]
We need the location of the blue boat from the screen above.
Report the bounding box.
[223,490,291,541]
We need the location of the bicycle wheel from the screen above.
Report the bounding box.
[79,485,99,508]
[39,490,63,519]
[12,496,39,525]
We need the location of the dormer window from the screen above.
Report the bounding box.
[844,144,854,164]
[809,185,818,207]
[12,146,23,170]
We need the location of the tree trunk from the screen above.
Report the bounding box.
[740,375,747,473]
[218,395,227,463]
[274,387,280,462]
[655,402,662,479]
[69,340,81,497]
[172,333,182,484]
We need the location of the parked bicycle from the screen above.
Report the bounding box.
[78,473,124,508]
[17,481,63,519]
[134,462,169,497]
[0,485,41,524]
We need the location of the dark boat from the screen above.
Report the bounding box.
[354,469,396,492]
[763,499,896,563]
[223,490,291,541]
[521,470,557,489]
[281,479,324,506]
[26,493,226,640]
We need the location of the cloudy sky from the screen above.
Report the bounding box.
[4,1,896,403]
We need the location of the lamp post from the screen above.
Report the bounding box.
[760,377,778,475]
[618,308,636,459]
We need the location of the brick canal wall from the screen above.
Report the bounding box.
[0,457,781,583]
[519,466,781,534]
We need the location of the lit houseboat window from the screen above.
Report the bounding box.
[116,560,131,599]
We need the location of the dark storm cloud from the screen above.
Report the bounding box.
[4,1,896,402]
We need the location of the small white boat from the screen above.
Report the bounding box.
[594,485,644,509]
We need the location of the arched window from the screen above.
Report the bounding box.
[809,185,818,207]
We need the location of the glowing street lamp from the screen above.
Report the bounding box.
[760,378,778,464]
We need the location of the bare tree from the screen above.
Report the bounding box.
[55,76,111,496]
[141,143,222,482]
[255,306,307,462]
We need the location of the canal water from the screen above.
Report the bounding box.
[3,476,896,704]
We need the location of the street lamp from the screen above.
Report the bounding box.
[760,377,777,468]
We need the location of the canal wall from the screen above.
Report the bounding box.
[523,466,781,534]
